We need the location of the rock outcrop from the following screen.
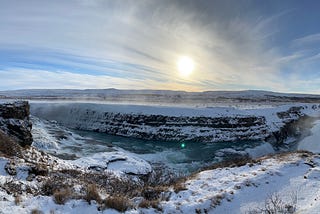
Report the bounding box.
[0,101,33,146]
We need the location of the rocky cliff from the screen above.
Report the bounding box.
[31,103,320,144]
[72,112,268,143]
[0,101,33,146]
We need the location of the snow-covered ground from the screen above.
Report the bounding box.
[161,152,320,214]
[0,150,320,213]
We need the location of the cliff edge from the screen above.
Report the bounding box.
[0,101,33,146]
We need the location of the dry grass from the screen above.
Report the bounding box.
[53,188,72,205]
[141,186,167,201]
[14,195,22,205]
[101,195,132,212]
[84,184,101,204]
[200,156,255,172]
[30,209,44,214]
[0,130,22,158]
[138,199,162,211]
[173,182,187,193]
[29,164,49,177]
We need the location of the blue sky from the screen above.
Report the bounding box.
[0,0,320,93]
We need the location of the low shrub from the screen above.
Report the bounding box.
[246,192,297,214]
[30,209,44,214]
[53,188,72,205]
[101,195,131,212]
[138,199,162,211]
[0,131,22,158]
[84,184,101,204]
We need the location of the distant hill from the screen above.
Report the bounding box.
[1,89,320,104]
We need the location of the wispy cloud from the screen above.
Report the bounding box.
[292,33,320,47]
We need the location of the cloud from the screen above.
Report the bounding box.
[292,33,320,46]
[0,0,319,93]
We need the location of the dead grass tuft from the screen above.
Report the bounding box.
[138,199,162,211]
[30,209,44,214]
[84,184,101,204]
[14,194,22,205]
[0,131,22,158]
[29,164,49,177]
[53,188,72,205]
[101,195,132,212]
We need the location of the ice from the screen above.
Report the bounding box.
[297,120,320,153]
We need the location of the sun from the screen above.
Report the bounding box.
[177,56,195,77]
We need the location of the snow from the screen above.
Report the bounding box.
[72,151,152,175]
[0,190,121,214]
[160,152,320,214]
[298,120,320,153]
[0,148,320,213]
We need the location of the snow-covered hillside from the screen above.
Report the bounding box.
[0,147,319,213]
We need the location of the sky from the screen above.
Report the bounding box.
[0,0,320,93]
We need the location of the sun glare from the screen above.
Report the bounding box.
[177,56,195,77]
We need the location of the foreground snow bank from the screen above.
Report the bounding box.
[1,148,319,214]
[161,152,320,214]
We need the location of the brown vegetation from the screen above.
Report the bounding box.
[0,130,22,158]
[53,188,72,205]
[101,195,132,212]
[84,184,101,204]
[30,209,44,214]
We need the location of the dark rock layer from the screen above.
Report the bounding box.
[0,101,33,146]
